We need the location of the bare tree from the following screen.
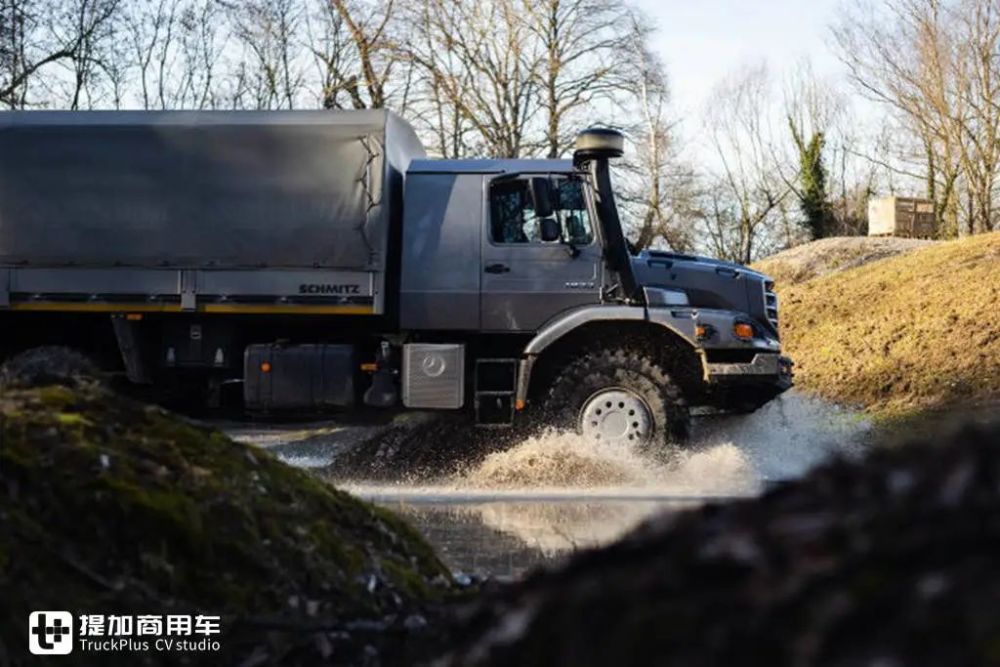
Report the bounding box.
[949,0,1000,233]
[400,0,475,156]
[177,0,226,109]
[833,0,970,236]
[527,0,631,158]
[615,12,695,252]
[326,0,397,109]
[121,0,179,108]
[306,0,353,109]
[701,65,791,263]
[404,0,543,158]
[1,0,70,107]
[1,0,118,108]
[225,0,304,110]
[55,0,122,109]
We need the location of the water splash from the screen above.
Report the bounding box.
[431,388,867,495]
[457,430,759,496]
[340,390,870,497]
[342,390,872,571]
[693,388,871,482]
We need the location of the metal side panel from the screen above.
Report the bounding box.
[3,267,380,315]
[9,267,179,295]
[399,173,483,330]
[196,270,376,300]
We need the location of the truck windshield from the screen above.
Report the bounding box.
[490,177,594,245]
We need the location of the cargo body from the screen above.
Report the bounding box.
[867,196,936,238]
[0,110,423,316]
[1,112,791,447]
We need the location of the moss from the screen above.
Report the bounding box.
[0,383,454,663]
[54,412,92,427]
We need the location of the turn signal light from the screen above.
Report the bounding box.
[260,361,272,373]
[733,322,755,340]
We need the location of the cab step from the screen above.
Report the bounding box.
[474,358,518,426]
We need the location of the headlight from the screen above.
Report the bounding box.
[733,322,755,340]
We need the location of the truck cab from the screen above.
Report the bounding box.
[400,160,604,332]
[393,129,791,442]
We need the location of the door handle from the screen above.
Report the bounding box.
[485,263,510,274]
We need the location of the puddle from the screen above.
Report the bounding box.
[217,389,872,577]
[380,499,695,578]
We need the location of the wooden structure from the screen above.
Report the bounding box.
[867,196,936,238]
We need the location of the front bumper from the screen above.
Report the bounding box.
[644,305,792,411]
[707,352,794,388]
[702,352,793,413]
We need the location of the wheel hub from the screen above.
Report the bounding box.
[580,389,653,445]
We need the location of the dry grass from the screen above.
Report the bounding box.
[771,232,1000,417]
[753,236,936,286]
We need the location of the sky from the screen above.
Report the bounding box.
[634,0,848,117]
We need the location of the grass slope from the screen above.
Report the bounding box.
[753,236,936,286]
[771,232,1000,417]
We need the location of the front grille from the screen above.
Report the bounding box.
[763,280,779,330]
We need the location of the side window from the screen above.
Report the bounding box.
[554,178,594,245]
[489,179,539,243]
[489,176,594,245]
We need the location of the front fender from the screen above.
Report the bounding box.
[522,305,647,356]
[516,304,696,405]
[516,304,788,407]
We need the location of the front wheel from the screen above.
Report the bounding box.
[543,348,690,448]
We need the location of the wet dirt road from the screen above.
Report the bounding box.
[219,390,870,579]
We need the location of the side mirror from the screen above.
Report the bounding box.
[540,217,561,242]
[530,177,554,218]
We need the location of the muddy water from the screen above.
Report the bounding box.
[222,389,870,578]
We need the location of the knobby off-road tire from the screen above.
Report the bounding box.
[544,348,690,448]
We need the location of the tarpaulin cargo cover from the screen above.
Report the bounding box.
[0,109,424,271]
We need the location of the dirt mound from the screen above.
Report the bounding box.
[752,236,935,285]
[0,384,453,664]
[773,232,1000,416]
[0,345,102,390]
[441,417,1000,667]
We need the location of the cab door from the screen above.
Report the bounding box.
[480,174,603,332]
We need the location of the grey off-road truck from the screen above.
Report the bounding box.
[0,110,791,446]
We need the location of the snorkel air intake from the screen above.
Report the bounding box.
[573,128,639,303]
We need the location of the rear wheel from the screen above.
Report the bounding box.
[544,348,690,448]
